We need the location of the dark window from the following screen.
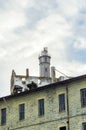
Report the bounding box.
[59,94,65,112]
[45,57,47,62]
[1,108,6,125]
[38,99,44,116]
[59,126,66,130]
[83,123,86,130]
[45,68,47,72]
[19,104,25,120]
[81,89,86,107]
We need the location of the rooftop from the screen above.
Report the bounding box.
[0,74,86,101]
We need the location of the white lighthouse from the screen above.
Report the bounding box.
[39,47,51,78]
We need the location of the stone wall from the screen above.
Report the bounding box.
[0,78,86,130]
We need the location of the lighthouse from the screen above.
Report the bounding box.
[39,47,51,78]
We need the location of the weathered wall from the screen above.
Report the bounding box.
[0,78,86,130]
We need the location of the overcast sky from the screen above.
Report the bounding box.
[0,0,86,97]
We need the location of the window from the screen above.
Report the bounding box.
[81,89,86,107]
[45,68,47,72]
[45,57,47,62]
[1,108,6,125]
[82,123,86,130]
[38,99,44,116]
[59,126,66,130]
[19,104,25,120]
[59,94,65,112]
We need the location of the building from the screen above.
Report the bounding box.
[0,74,86,130]
[0,48,86,130]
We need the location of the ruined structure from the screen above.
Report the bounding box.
[10,47,57,94]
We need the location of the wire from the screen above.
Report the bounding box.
[55,69,70,78]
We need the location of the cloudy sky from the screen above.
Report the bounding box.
[0,0,86,97]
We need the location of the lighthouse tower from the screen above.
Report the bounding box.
[39,47,51,78]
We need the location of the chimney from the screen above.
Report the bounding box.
[51,66,56,83]
[26,68,29,77]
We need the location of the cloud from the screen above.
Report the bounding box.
[74,38,86,49]
[57,0,79,17]
[0,0,86,97]
[56,0,86,17]
[0,8,26,33]
[59,61,86,77]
